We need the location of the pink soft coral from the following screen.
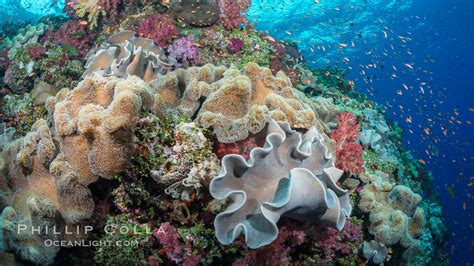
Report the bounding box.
[167,35,200,67]
[153,223,200,265]
[330,112,364,175]
[138,14,179,48]
[219,0,249,29]
[53,20,97,56]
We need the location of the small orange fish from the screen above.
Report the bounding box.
[79,20,88,25]
[263,36,276,42]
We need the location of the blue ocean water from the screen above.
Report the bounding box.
[248,0,473,264]
[0,0,65,25]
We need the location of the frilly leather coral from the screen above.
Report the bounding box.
[209,119,352,248]
[83,30,175,82]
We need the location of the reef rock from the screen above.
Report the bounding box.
[169,0,220,27]
[29,81,60,105]
[83,31,175,83]
[209,119,351,248]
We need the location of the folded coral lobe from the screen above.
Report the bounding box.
[209,119,352,248]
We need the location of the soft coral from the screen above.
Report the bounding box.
[138,14,179,48]
[330,112,364,175]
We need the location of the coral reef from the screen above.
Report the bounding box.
[219,0,249,30]
[0,72,153,264]
[66,0,124,29]
[210,119,351,248]
[0,123,15,149]
[83,31,175,82]
[0,2,448,264]
[94,214,152,265]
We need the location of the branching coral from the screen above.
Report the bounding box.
[83,31,175,83]
[308,220,363,264]
[215,136,258,160]
[153,222,204,264]
[151,122,220,200]
[210,119,351,248]
[137,14,179,48]
[234,226,305,265]
[330,112,364,175]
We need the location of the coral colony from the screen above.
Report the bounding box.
[0,0,448,265]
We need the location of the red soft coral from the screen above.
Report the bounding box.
[233,227,305,266]
[214,136,258,160]
[54,20,97,56]
[138,14,179,48]
[330,112,364,175]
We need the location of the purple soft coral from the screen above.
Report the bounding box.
[167,35,200,67]
[227,38,244,54]
[312,221,362,263]
[154,223,183,264]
